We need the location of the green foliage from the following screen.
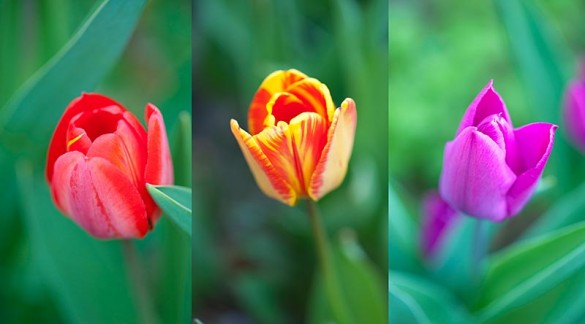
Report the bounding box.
[389,0,585,322]
[309,233,386,324]
[0,0,191,322]
[147,185,192,237]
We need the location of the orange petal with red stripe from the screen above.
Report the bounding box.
[308,98,357,200]
[230,119,297,205]
[253,113,328,200]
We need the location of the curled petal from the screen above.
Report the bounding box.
[456,80,511,135]
[144,103,174,186]
[248,69,308,135]
[440,127,516,221]
[285,78,336,122]
[144,104,173,223]
[507,123,557,215]
[308,98,357,200]
[231,119,297,205]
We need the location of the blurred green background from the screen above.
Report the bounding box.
[193,0,388,322]
[0,0,191,323]
[389,0,585,322]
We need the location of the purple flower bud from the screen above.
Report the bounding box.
[564,75,585,152]
[421,192,460,259]
[439,81,557,222]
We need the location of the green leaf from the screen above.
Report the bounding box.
[147,184,192,237]
[430,218,499,300]
[473,221,585,321]
[16,161,138,324]
[0,0,146,150]
[522,181,585,241]
[172,111,192,187]
[388,182,419,272]
[389,271,472,324]
[308,231,386,324]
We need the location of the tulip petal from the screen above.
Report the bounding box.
[308,98,357,201]
[52,153,148,239]
[506,123,557,215]
[144,103,174,186]
[564,81,585,151]
[248,69,308,135]
[457,80,512,135]
[440,127,516,221]
[230,119,297,205]
[86,157,149,238]
[46,93,125,181]
[266,92,312,127]
[50,151,85,217]
[285,78,336,122]
[421,192,460,259]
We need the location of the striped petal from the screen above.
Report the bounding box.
[230,119,297,205]
[248,69,308,135]
[253,113,327,200]
[52,153,149,239]
[285,78,336,123]
[308,98,357,200]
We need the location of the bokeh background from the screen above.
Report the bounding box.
[0,0,191,322]
[193,0,388,322]
[389,0,585,322]
[389,0,585,251]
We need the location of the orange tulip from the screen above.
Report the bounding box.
[231,69,357,206]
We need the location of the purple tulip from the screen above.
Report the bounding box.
[564,65,585,152]
[421,192,460,259]
[439,81,557,222]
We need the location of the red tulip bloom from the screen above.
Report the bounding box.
[46,93,174,239]
[231,69,357,206]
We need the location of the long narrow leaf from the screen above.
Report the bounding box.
[147,184,192,237]
[0,0,146,148]
[474,221,585,321]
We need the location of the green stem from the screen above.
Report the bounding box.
[306,200,351,324]
[122,240,158,324]
[472,219,487,281]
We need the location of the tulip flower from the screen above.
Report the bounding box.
[46,93,174,239]
[421,192,460,259]
[231,69,357,206]
[439,81,557,222]
[564,62,585,152]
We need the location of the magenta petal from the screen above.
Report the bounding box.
[439,127,516,221]
[564,81,585,152]
[421,192,460,259]
[506,123,557,215]
[456,80,511,135]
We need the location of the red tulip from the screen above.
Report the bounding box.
[231,69,357,206]
[46,93,174,239]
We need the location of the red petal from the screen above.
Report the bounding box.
[46,93,126,182]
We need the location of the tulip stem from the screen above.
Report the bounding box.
[122,240,158,324]
[306,200,351,324]
[472,220,488,280]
